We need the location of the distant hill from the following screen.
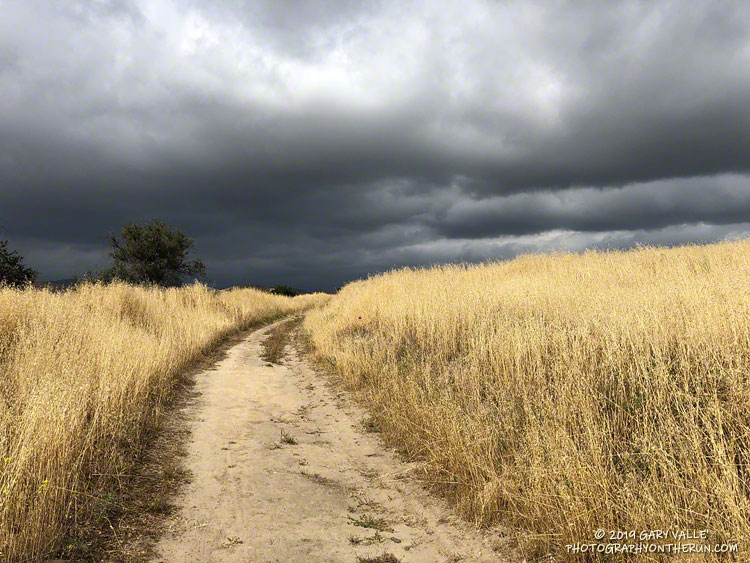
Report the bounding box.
[224,284,307,296]
[34,278,77,291]
[48,278,77,286]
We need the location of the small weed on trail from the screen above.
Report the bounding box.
[347,514,394,532]
[280,429,297,445]
[349,530,385,545]
[221,535,243,548]
[356,553,402,563]
[270,428,297,449]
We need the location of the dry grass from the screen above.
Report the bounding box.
[0,282,328,562]
[261,316,302,364]
[304,240,750,561]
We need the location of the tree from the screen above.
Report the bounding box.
[271,285,302,297]
[0,238,37,287]
[104,220,205,287]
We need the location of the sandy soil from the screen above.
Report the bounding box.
[152,318,516,563]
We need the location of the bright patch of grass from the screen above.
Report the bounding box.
[305,240,750,561]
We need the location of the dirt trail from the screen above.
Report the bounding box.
[152,318,514,563]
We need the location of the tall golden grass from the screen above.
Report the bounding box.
[0,282,327,561]
[304,240,750,561]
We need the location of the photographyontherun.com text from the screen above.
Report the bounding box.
[567,529,738,555]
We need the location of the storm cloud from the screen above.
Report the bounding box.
[1,0,749,290]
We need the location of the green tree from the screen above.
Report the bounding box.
[0,238,37,287]
[271,285,301,297]
[104,220,205,287]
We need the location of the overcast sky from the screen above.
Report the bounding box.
[1,1,749,290]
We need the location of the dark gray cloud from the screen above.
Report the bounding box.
[435,175,750,238]
[1,0,749,290]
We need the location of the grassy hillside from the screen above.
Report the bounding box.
[0,283,327,561]
[304,240,750,561]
